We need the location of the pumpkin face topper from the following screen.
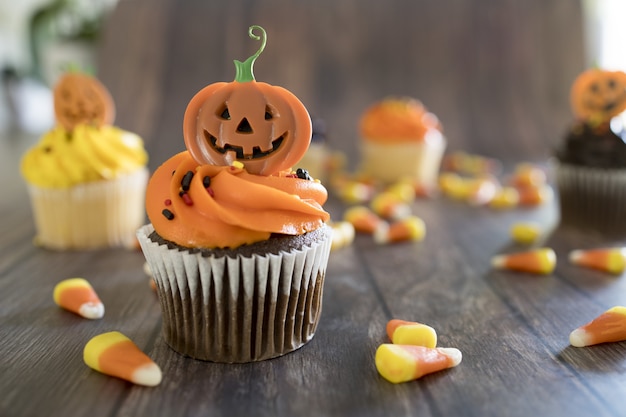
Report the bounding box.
[570,69,626,125]
[183,26,311,176]
[53,71,115,130]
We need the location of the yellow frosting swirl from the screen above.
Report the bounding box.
[21,124,148,188]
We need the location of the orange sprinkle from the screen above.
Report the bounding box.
[53,278,104,319]
[84,331,162,386]
[569,248,626,275]
[491,248,556,274]
[569,306,626,347]
[375,344,462,383]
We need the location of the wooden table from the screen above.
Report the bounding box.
[4,1,626,416]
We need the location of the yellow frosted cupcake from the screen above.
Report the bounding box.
[20,70,148,250]
[358,97,446,186]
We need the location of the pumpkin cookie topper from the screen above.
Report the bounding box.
[53,67,115,131]
[183,25,312,176]
[570,68,626,127]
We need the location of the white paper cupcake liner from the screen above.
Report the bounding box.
[26,168,148,250]
[136,224,332,363]
[555,163,626,236]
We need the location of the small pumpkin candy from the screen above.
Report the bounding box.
[570,68,626,126]
[183,25,311,176]
[53,70,115,131]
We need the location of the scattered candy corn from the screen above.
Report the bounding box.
[386,319,437,348]
[53,278,104,319]
[344,206,383,234]
[84,331,162,386]
[465,176,498,206]
[510,222,542,244]
[569,306,626,347]
[330,221,355,251]
[510,163,547,188]
[569,247,626,275]
[338,180,375,204]
[491,247,556,274]
[370,192,411,220]
[517,184,553,206]
[375,344,462,383]
[489,186,520,209]
[374,216,426,244]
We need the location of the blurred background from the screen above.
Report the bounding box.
[1,0,625,170]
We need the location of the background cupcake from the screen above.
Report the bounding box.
[137,26,332,363]
[20,70,149,250]
[554,68,626,236]
[358,97,446,187]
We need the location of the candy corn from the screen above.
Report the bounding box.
[330,221,355,251]
[517,184,553,206]
[386,181,417,203]
[375,344,462,383]
[569,306,626,347]
[491,248,556,274]
[510,222,542,244]
[338,180,375,204]
[53,278,104,319]
[465,176,498,206]
[386,319,437,348]
[344,206,384,234]
[370,192,411,220]
[489,186,520,209]
[84,331,162,386]
[510,163,547,188]
[374,216,426,244]
[569,248,626,275]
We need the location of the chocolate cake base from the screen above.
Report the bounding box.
[137,224,332,363]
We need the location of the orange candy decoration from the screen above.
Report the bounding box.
[570,68,626,125]
[183,26,311,176]
[53,71,115,130]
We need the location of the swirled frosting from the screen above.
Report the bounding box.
[359,97,442,143]
[146,151,330,249]
[21,124,148,188]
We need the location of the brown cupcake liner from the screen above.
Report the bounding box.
[555,163,626,236]
[26,168,148,250]
[136,224,332,363]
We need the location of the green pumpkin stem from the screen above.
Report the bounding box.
[234,25,267,83]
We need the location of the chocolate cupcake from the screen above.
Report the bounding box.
[137,26,332,363]
[554,68,626,236]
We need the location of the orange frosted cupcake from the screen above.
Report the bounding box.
[20,70,148,250]
[358,97,446,186]
[136,26,332,363]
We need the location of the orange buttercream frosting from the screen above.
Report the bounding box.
[359,97,441,143]
[146,151,330,249]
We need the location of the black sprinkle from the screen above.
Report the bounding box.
[202,176,211,188]
[296,168,312,180]
[181,171,194,191]
[162,209,175,220]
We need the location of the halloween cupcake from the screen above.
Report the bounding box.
[20,70,148,250]
[136,26,332,363]
[358,97,446,187]
[554,68,626,236]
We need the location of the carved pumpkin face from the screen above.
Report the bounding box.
[184,81,311,175]
[53,72,115,130]
[570,69,626,124]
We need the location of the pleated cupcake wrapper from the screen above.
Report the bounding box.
[27,168,148,250]
[137,224,332,363]
[556,163,626,236]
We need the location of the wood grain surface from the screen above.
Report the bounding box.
[4,1,626,417]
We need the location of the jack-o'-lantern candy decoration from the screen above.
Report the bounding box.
[183,25,312,176]
[570,68,626,126]
[53,70,115,131]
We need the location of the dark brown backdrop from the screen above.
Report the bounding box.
[98,0,585,170]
